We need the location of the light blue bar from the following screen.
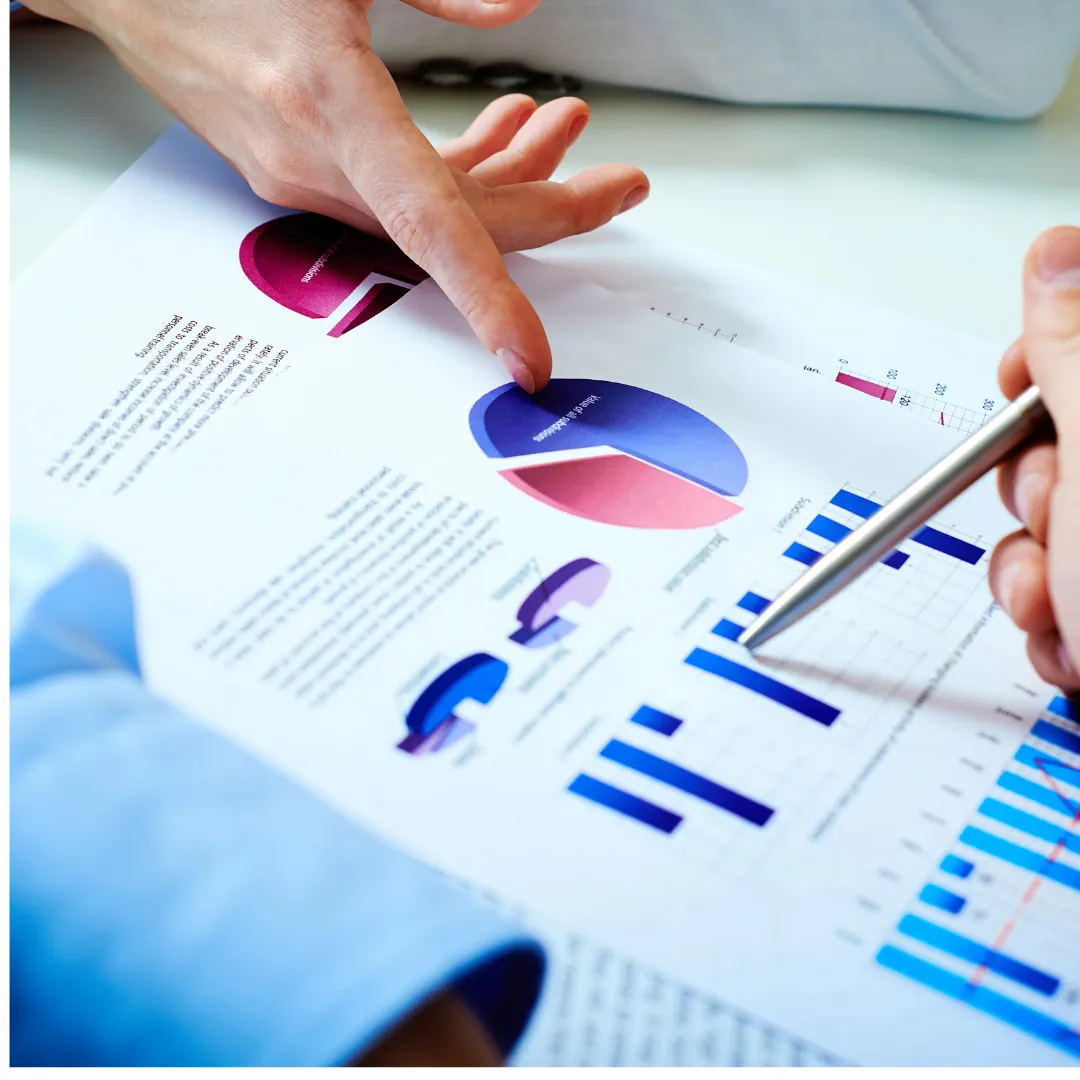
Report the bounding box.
[1048,696,1076,722]
[979,798,1080,857]
[997,771,1080,819]
[876,946,1080,1057]
[1014,745,1080,793]
[919,883,966,914]
[1032,719,1080,758]
[898,914,1059,996]
[960,826,1080,892]
[940,854,974,879]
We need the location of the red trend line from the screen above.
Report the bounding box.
[966,756,1080,992]
[939,412,945,426]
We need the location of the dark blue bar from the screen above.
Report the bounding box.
[629,705,682,736]
[960,826,1080,892]
[940,854,974,879]
[1032,719,1080,758]
[997,771,1080,819]
[806,514,851,544]
[685,648,841,726]
[919,884,966,914]
[1049,696,1076,722]
[980,798,1080,857]
[1015,745,1080,792]
[830,489,882,519]
[882,550,910,570]
[711,618,745,643]
[876,946,1080,1056]
[736,591,771,616]
[898,914,1059,996]
[910,525,985,565]
[600,739,774,826]
[568,774,682,834]
[784,541,822,567]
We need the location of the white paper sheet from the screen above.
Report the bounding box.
[13,126,1080,1067]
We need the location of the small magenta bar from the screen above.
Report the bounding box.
[940,854,974,879]
[685,647,841,726]
[629,705,682,736]
[835,371,898,403]
[1048,695,1076,722]
[919,883,966,914]
[568,773,682,834]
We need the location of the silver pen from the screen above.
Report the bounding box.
[739,384,1050,651]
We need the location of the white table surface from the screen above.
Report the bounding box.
[11,22,1080,347]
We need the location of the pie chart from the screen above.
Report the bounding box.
[468,379,748,529]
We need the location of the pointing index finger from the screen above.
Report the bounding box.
[331,45,551,391]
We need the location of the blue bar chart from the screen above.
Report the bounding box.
[685,647,841,727]
[876,697,1080,1057]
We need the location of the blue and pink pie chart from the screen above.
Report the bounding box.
[469,379,747,530]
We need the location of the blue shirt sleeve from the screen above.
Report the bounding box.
[10,522,544,1066]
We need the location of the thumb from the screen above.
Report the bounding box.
[396,0,544,29]
[1023,225,1080,674]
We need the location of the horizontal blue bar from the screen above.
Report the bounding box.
[629,705,682,737]
[882,550,909,570]
[960,826,1080,892]
[830,489,882,519]
[898,914,1059,996]
[1032,719,1080,758]
[1048,696,1076,722]
[568,774,681,834]
[876,946,1080,1057]
[997,771,1080,819]
[736,591,771,616]
[940,854,974,879]
[1015,745,1080,792]
[806,514,851,544]
[919,884,966,914]
[600,739,774,827]
[910,525,986,565]
[711,618,745,643]
[784,541,822,567]
[685,648,841,726]
[980,797,1080,857]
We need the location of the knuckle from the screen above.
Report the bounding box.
[379,192,447,267]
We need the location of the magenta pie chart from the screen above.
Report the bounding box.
[468,379,748,529]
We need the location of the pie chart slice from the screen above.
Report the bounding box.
[470,379,748,530]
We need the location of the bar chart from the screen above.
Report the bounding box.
[567,692,797,876]
[832,365,992,435]
[875,696,1080,1059]
[786,485,990,632]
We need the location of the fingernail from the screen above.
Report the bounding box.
[1014,469,1047,532]
[498,347,535,394]
[567,114,588,146]
[1035,228,1080,288]
[617,186,649,215]
[1057,639,1078,680]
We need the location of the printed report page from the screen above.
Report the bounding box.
[11,126,1079,1067]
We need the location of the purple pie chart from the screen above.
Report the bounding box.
[469,379,748,530]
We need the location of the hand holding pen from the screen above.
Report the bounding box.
[743,227,1080,694]
[990,226,1080,692]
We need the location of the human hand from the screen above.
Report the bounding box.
[23,0,648,392]
[991,226,1080,691]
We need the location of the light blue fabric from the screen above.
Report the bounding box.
[10,522,544,1066]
